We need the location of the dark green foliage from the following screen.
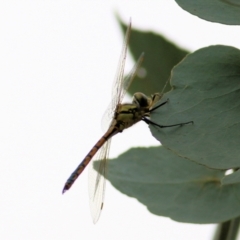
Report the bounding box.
[95,147,240,223]
[151,45,240,169]
[176,0,240,25]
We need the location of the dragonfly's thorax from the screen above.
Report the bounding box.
[111,92,161,132]
[112,103,149,131]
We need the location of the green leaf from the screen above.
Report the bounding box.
[151,45,240,169]
[175,0,240,25]
[118,18,189,96]
[222,170,240,185]
[102,146,240,223]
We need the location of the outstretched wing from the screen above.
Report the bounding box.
[89,20,144,223]
[102,21,144,131]
[88,139,111,224]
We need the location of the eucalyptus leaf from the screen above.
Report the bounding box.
[99,146,240,223]
[151,45,240,169]
[222,170,240,185]
[175,0,240,25]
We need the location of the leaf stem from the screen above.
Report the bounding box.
[213,217,240,240]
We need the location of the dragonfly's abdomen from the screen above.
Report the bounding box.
[62,127,118,193]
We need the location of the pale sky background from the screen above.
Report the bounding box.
[1,1,240,240]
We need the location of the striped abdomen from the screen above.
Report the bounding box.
[62,127,118,193]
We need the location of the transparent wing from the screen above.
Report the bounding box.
[88,139,111,224]
[111,21,131,110]
[102,21,144,131]
[102,52,144,131]
[101,21,131,132]
[88,21,135,223]
[121,52,144,100]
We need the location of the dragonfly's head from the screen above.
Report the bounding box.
[133,92,151,108]
[133,92,162,109]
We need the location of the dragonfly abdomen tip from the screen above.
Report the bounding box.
[62,185,69,194]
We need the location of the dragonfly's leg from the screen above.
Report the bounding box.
[150,99,169,112]
[142,117,193,128]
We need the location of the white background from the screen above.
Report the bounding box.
[1,1,240,240]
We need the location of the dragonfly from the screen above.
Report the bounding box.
[62,21,193,223]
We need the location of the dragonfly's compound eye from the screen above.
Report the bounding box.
[133,92,151,108]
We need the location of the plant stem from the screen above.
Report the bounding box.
[213,217,240,240]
